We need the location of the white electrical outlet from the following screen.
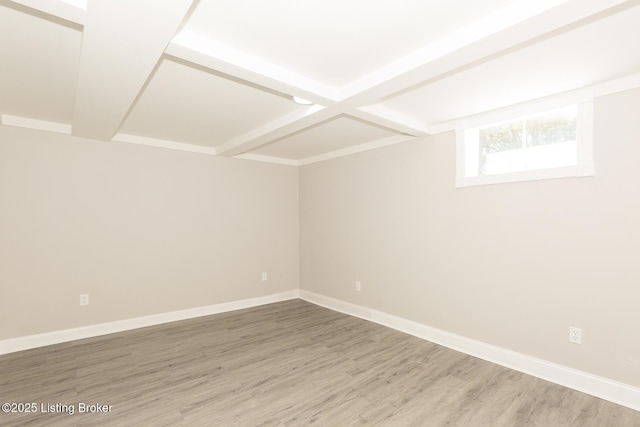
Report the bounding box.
[569,327,582,344]
[80,294,89,306]
[355,281,361,291]
[262,272,268,281]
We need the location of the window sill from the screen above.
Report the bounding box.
[455,164,594,187]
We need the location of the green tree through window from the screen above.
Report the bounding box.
[477,108,577,176]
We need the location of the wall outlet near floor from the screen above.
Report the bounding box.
[569,327,582,344]
[80,293,89,306]
[355,281,361,291]
[262,272,268,282]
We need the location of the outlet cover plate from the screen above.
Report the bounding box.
[569,326,582,344]
[80,294,89,306]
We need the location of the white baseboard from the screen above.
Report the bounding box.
[299,290,640,412]
[0,290,300,355]
[2,289,638,411]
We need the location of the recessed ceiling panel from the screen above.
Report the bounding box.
[0,4,81,123]
[378,6,640,126]
[120,57,304,148]
[182,0,516,88]
[252,117,400,160]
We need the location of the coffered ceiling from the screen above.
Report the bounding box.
[1,0,639,165]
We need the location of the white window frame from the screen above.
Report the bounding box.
[455,91,594,187]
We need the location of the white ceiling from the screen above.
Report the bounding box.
[1,0,639,165]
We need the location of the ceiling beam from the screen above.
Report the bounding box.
[297,134,417,166]
[347,107,429,137]
[7,0,85,25]
[166,31,338,106]
[215,105,327,157]
[71,0,194,141]
[166,33,429,137]
[339,0,633,104]
[337,0,573,100]
[202,0,632,156]
[1,114,72,135]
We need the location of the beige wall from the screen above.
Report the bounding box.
[2,88,639,388]
[300,88,640,387]
[0,126,299,339]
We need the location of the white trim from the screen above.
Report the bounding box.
[8,0,85,25]
[455,128,466,187]
[430,72,640,135]
[594,72,640,98]
[299,291,374,320]
[457,165,595,188]
[234,153,300,166]
[298,135,415,166]
[341,0,570,98]
[0,290,299,355]
[3,289,638,411]
[237,134,416,167]
[1,115,72,134]
[3,71,638,166]
[215,104,327,157]
[576,100,595,173]
[112,133,217,156]
[456,89,592,133]
[168,31,337,105]
[348,106,429,137]
[298,290,640,412]
[59,0,86,10]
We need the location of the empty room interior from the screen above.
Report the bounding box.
[1,0,640,425]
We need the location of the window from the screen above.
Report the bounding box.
[456,100,593,187]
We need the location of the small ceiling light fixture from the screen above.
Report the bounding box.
[292,96,314,105]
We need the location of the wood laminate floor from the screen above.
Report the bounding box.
[1,299,638,426]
